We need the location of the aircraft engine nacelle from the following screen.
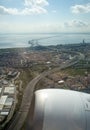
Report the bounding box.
[26,89,90,130]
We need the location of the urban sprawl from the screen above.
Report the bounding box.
[0,41,90,130]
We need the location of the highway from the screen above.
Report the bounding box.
[6,54,82,130]
[6,74,42,130]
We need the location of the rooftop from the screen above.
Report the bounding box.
[4,87,15,94]
[0,96,8,111]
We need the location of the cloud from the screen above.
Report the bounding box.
[0,0,49,15]
[20,6,47,15]
[0,21,90,33]
[0,6,19,15]
[64,20,88,27]
[71,3,90,14]
[24,0,49,7]
[0,22,63,33]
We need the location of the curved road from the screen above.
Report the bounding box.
[6,74,43,130]
[6,57,81,130]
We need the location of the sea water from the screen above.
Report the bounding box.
[0,33,90,48]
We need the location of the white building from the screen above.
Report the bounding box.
[0,96,8,111]
[4,87,15,95]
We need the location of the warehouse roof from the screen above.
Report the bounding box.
[4,87,15,94]
[5,98,13,106]
[0,111,9,116]
[0,88,2,93]
[0,96,8,111]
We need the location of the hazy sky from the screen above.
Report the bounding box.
[0,0,90,33]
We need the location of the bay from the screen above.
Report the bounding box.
[0,33,90,49]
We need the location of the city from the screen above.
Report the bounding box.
[0,0,90,129]
[0,42,90,130]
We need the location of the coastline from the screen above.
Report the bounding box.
[0,33,90,49]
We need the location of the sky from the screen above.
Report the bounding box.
[0,0,90,33]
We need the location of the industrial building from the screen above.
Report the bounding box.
[0,81,15,122]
